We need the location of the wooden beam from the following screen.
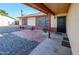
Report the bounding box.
[24,3,55,15]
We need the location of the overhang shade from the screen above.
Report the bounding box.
[24,3,71,16]
[44,3,71,15]
[24,3,55,15]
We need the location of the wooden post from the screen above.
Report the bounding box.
[48,13,51,38]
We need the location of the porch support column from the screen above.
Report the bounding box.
[48,13,51,38]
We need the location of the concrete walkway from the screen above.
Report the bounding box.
[30,38,72,55]
[30,33,72,55]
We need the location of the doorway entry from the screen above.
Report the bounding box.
[57,16,66,33]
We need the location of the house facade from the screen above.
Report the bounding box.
[18,12,57,32]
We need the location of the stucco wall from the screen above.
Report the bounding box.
[27,17,36,26]
[27,15,57,28]
[67,4,79,54]
[0,15,15,26]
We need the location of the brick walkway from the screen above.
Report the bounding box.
[12,30,46,42]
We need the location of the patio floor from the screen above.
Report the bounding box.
[0,27,72,55]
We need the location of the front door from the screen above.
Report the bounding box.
[57,16,66,33]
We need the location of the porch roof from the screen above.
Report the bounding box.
[24,3,71,16]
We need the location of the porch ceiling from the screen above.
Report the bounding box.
[24,3,71,16]
[43,3,71,15]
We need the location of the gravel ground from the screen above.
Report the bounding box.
[0,33,39,55]
[0,27,23,34]
[0,27,39,55]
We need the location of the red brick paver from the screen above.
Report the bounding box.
[12,30,45,42]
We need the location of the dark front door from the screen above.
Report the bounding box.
[57,16,66,33]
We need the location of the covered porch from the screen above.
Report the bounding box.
[13,3,72,54]
[0,3,74,55]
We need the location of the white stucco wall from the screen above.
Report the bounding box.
[51,15,57,28]
[27,17,36,26]
[67,4,79,54]
[0,15,15,26]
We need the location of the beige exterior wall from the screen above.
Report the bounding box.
[51,15,57,28]
[67,4,79,54]
[27,17,36,26]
